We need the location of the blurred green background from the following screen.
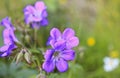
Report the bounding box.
[0,0,120,78]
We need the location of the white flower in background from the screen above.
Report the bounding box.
[103,57,119,72]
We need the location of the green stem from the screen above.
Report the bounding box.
[34,29,38,48]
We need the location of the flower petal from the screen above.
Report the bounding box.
[61,49,75,61]
[66,37,79,49]
[104,65,113,72]
[56,58,68,72]
[0,44,10,52]
[54,40,65,50]
[62,28,75,40]
[1,17,10,28]
[24,5,35,15]
[35,1,46,11]
[10,29,19,43]
[32,16,42,22]
[0,52,9,57]
[42,60,55,73]
[42,10,48,18]
[44,49,54,61]
[3,29,12,44]
[1,17,15,30]
[9,43,17,51]
[46,36,52,46]
[49,39,55,48]
[103,57,110,64]
[25,15,34,24]
[50,28,62,39]
[40,19,48,26]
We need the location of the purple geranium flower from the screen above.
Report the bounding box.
[0,17,15,30]
[0,30,17,57]
[24,1,48,29]
[0,17,18,57]
[42,42,75,72]
[43,28,79,72]
[47,28,79,49]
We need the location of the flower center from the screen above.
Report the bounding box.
[33,10,41,18]
[53,51,59,57]
[109,60,113,66]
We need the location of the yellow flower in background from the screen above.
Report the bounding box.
[110,50,119,58]
[87,37,95,47]
[58,0,67,5]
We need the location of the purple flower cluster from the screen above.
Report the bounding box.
[0,17,18,57]
[0,1,80,74]
[24,1,48,29]
[42,28,79,72]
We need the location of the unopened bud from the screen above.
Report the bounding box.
[36,73,46,78]
[25,34,30,43]
[16,50,24,64]
[24,50,31,64]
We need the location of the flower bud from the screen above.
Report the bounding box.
[36,73,46,78]
[16,50,24,64]
[25,34,31,43]
[24,50,31,64]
